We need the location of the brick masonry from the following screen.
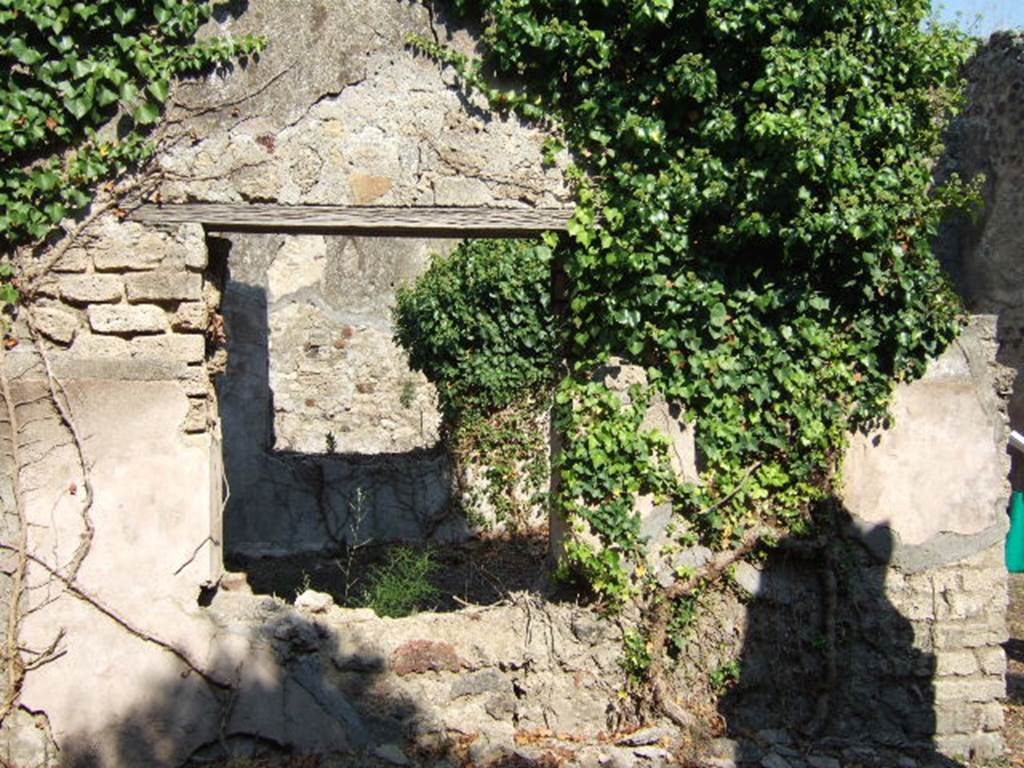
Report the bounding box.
[21,218,214,435]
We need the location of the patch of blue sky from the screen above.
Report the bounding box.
[932,0,1024,37]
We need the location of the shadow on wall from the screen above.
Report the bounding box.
[719,520,965,768]
[1008,635,1024,712]
[212,236,463,560]
[56,599,468,768]
[52,525,987,767]
[52,585,620,768]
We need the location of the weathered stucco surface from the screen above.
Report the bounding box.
[8,376,222,767]
[216,232,460,555]
[842,316,1011,571]
[161,0,569,208]
[152,0,570,556]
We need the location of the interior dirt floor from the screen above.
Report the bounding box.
[226,530,574,612]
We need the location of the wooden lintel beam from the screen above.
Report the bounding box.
[131,203,574,237]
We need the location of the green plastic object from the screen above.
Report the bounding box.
[1007,491,1024,573]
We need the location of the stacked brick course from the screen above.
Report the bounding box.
[911,544,1009,758]
[24,218,212,434]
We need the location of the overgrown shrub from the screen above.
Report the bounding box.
[358,546,441,618]
[393,238,558,420]
[394,239,559,530]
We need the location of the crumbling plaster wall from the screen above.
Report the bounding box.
[587,316,1011,761]
[163,0,570,554]
[0,223,228,767]
[0,1,569,764]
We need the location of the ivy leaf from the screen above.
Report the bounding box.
[7,38,42,66]
[65,95,92,120]
[133,101,161,125]
[147,79,170,104]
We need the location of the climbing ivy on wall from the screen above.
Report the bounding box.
[404,0,978,601]
[0,0,262,306]
[394,239,558,530]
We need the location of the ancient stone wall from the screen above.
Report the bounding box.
[0,7,1019,768]
[0,2,568,763]
[574,317,1012,763]
[163,0,568,555]
[216,232,459,555]
[938,32,1024,478]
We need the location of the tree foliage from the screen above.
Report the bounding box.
[405,0,977,599]
[394,238,558,420]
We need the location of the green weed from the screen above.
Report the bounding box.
[359,546,441,618]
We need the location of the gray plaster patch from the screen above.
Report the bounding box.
[847,517,1008,574]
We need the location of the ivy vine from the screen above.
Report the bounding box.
[405,0,978,607]
[1,0,263,306]
[394,238,558,530]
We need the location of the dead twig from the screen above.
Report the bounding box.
[0,353,28,727]
[23,311,94,584]
[173,536,216,576]
[695,461,763,519]
[646,524,777,730]
[0,545,231,690]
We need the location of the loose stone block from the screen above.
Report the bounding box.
[70,334,130,358]
[976,646,1007,676]
[935,650,980,676]
[59,274,124,303]
[88,304,167,334]
[937,589,992,621]
[172,302,208,333]
[981,701,1005,730]
[49,247,90,272]
[934,677,1005,704]
[131,334,205,364]
[392,640,462,675]
[182,397,207,433]
[33,277,60,298]
[126,271,202,303]
[936,702,991,733]
[177,366,210,397]
[450,669,509,699]
[348,172,393,204]
[934,621,1009,649]
[294,589,334,613]
[179,223,208,270]
[960,567,1006,593]
[91,225,171,271]
[32,306,79,345]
